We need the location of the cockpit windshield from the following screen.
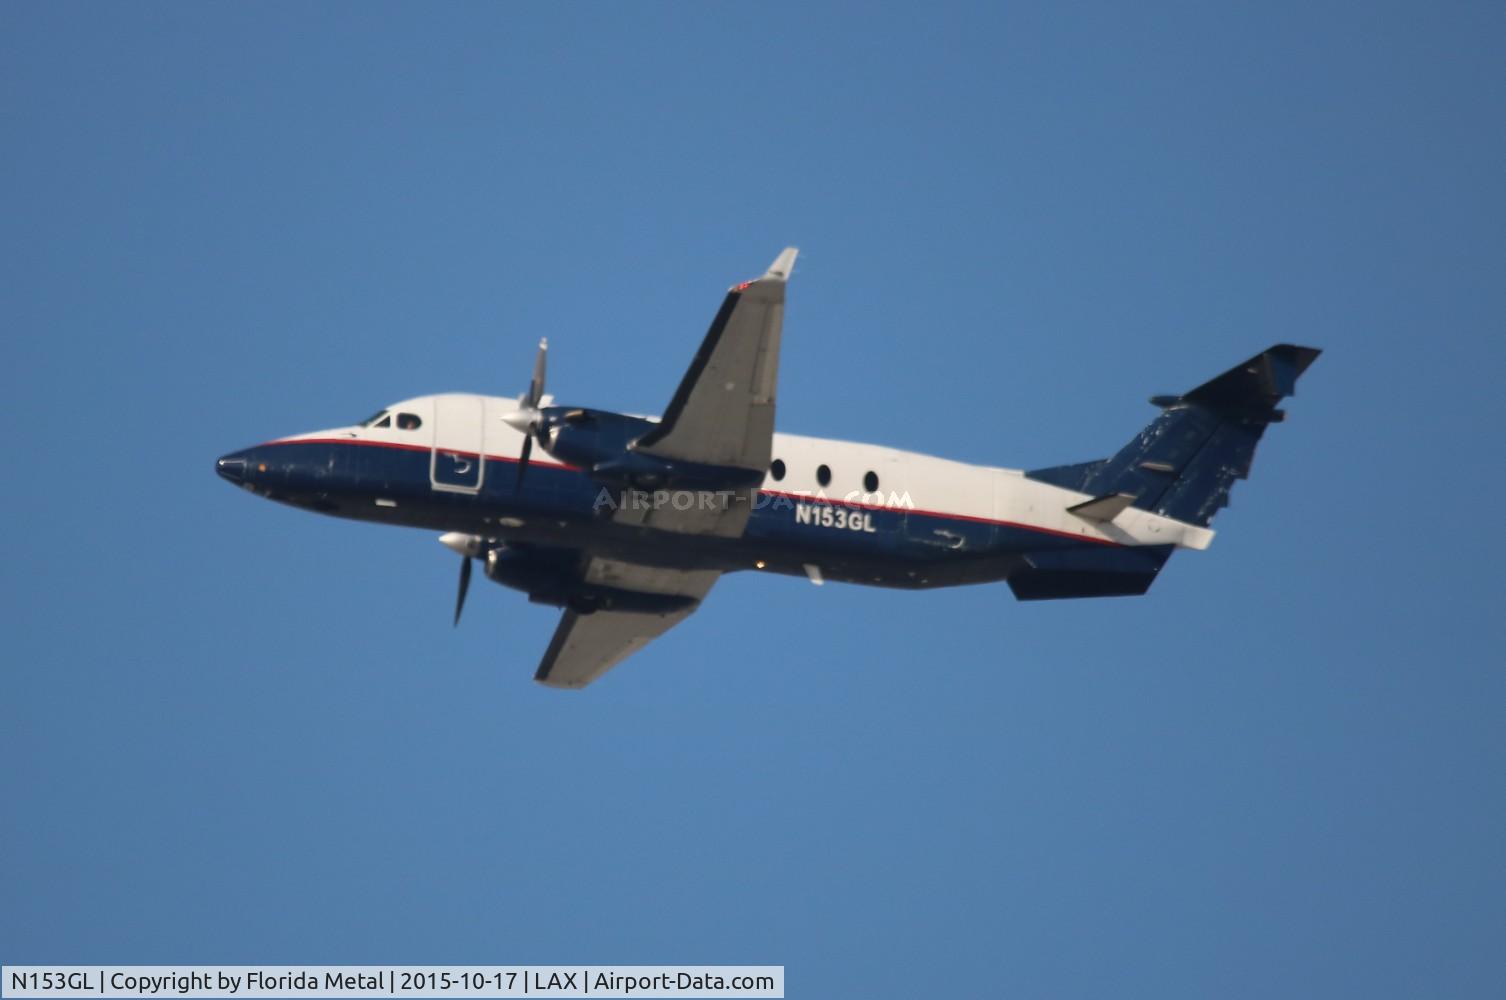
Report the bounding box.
[358,410,391,428]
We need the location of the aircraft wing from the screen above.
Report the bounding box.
[633,248,797,474]
[606,483,754,537]
[534,558,720,689]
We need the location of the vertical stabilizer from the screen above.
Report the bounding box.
[1027,345,1320,527]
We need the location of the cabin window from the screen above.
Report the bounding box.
[816,464,831,487]
[396,412,422,431]
[864,470,879,492]
[770,459,786,481]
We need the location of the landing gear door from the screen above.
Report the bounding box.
[431,395,485,493]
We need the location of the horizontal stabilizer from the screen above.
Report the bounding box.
[1181,344,1321,418]
[1067,492,1137,523]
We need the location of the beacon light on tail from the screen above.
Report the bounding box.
[217,248,1319,688]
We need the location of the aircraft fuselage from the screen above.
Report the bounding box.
[216,392,1209,594]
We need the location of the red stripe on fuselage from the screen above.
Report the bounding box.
[758,488,1119,546]
[264,438,1120,546]
[264,436,577,470]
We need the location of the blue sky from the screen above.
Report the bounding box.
[4,3,1504,996]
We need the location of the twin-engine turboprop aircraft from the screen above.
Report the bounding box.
[217,249,1319,689]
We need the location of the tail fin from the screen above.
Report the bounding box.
[1027,344,1321,527]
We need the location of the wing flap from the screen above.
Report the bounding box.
[535,606,697,689]
[608,486,756,538]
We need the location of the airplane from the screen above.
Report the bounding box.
[216,248,1320,689]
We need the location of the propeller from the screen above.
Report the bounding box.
[439,532,484,626]
[454,556,472,627]
[501,338,549,491]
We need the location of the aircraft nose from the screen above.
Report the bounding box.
[216,452,248,484]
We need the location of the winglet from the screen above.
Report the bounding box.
[763,247,799,282]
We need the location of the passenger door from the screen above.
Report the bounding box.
[430,395,485,493]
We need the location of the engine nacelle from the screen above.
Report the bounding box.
[539,407,649,474]
[482,543,695,615]
[481,544,576,599]
[541,407,762,490]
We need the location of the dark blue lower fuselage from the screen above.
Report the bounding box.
[217,438,1163,593]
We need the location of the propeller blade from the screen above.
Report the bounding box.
[453,556,472,627]
[526,337,548,408]
[515,434,532,491]
[505,338,550,492]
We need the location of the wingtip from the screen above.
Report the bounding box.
[533,669,586,690]
[764,247,799,281]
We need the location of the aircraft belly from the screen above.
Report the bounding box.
[256,438,1106,591]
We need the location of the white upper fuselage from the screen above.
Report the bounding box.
[276,392,1215,552]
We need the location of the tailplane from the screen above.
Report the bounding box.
[1027,344,1320,528]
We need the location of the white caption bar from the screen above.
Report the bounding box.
[1,968,783,999]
